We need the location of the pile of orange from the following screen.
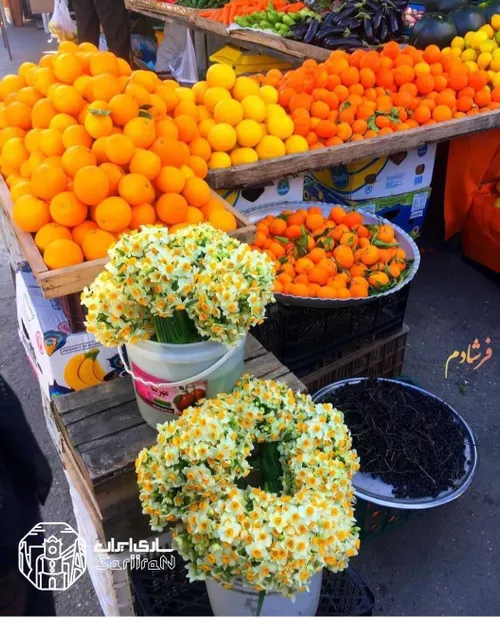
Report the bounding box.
[250,205,409,299]
[0,42,237,270]
[256,41,500,147]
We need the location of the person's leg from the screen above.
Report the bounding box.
[72,0,100,48]
[94,0,130,60]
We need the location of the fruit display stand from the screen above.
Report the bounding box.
[45,335,304,616]
[206,108,500,188]
[0,175,255,299]
[125,0,332,64]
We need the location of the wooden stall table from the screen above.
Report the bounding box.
[47,335,305,615]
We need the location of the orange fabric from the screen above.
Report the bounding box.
[445,128,500,239]
[462,188,500,273]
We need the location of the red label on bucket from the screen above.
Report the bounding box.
[131,362,208,415]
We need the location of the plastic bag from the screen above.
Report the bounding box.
[169,29,199,85]
[48,0,77,43]
[155,19,187,73]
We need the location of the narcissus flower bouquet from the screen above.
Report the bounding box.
[136,375,360,616]
[81,225,275,427]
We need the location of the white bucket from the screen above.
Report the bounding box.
[206,570,322,616]
[121,336,246,428]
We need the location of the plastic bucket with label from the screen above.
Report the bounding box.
[121,336,246,428]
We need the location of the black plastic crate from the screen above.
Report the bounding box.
[251,286,410,377]
[131,552,375,616]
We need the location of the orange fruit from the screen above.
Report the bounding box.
[189,136,211,161]
[81,228,116,260]
[174,115,199,143]
[2,137,28,169]
[5,102,32,131]
[129,149,161,181]
[62,124,93,150]
[39,128,65,157]
[44,239,83,269]
[73,165,110,206]
[123,117,156,149]
[94,197,132,232]
[61,145,97,177]
[156,193,189,225]
[71,220,98,245]
[91,136,109,164]
[34,68,56,97]
[31,163,67,201]
[109,93,139,126]
[208,209,237,232]
[13,195,51,232]
[24,128,42,153]
[186,206,204,224]
[49,191,87,227]
[34,222,72,251]
[186,155,208,179]
[90,52,120,77]
[84,109,113,139]
[155,166,185,194]
[118,173,155,206]
[104,134,136,166]
[52,85,84,116]
[200,197,225,219]
[49,113,77,132]
[99,162,125,196]
[53,53,83,84]
[130,203,156,229]
[182,177,210,207]
[155,119,179,140]
[10,180,32,202]
[90,73,121,102]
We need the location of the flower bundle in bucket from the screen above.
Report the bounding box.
[136,375,360,616]
[81,224,275,427]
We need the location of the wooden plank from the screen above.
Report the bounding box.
[55,378,136,416]
[208,109,500,189]
[125,0,329,64]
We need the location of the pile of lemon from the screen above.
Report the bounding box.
[448,15,500,85]
[195,64,308,168]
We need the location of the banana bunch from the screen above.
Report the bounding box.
[64,349,107,391]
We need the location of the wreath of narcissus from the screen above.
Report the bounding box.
[136,375,360,596]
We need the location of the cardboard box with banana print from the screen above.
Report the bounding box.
[16,269,124,400]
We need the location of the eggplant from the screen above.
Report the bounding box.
[334,4,358,20]
[363,16,374,40]
[323,36,367,48]
[321,12,336,27]
[373,7,383,28]
[315,25,348,40]
[387,8,401,33]
[364,0,381,12]
[304,18,320,43]
[337,17,362,28]
[378,14,388,39]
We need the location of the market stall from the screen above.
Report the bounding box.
[0,4,493,614]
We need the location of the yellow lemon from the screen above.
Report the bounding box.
[213,99,243,126]
[465,60,479,72]
[241,95,266,122]
[488,69,496,82]
[255,135,285,160]
[260,85,278,104]
[492,47,500,58]
[480,40,497,53]
[478,52,492,69]
[461,48,477,61]
[267,115,294,140]
[451,36,465,49]
[235,119,263,148]
[199,118,216,138]
[480,24,494,38]
[450,47,462,57]
[441,46,452,55]
[204,86,231,113]
[284,135,309,154]
[209,152,232,169]
[492,71,500,88]
[207,123,237,152]
[265,103,287,121]
[490,58,500,71]
[206,64,236,90]
[232,76,260,101]
[491,14,500,30]
[230,147,258,166]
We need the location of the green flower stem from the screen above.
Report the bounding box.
[153,311,202,344]
[256,590,266,616]
[260,442,283,494]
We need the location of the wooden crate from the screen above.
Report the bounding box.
[0,178,255,299]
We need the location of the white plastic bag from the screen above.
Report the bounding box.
[155,20,187,72]
[48,0,77,42]
[169,29,199,85]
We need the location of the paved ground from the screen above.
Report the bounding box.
[1,22,500,617]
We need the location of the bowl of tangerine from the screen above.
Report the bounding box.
[246,202,420,307]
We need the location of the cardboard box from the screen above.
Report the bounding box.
[340,188,432,239]
[29,0,54,13]
[16,269,122,400]
[303,144,436,201]
[218,176,304,212]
